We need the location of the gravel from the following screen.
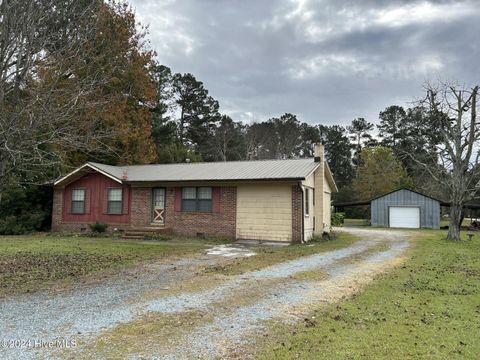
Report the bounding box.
[0,228,410,360]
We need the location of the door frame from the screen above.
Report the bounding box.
[152,187,166,225]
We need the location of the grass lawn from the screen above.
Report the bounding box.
[257,230,480,359]
[0,234,227,298]
[343,218,369,226]
[0,232,357,299]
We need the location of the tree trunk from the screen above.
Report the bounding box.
[447,203,463,241]
[459,208,466,229]
[179,107,185,144]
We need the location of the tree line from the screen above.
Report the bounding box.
[1,1,478,240]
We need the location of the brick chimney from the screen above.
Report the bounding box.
[313,143,325,235]
[314,143,324,162]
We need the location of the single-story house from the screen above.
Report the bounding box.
[371,188,440,229]
[52,144,337,243]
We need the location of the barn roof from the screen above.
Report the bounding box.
[54,158,338,191]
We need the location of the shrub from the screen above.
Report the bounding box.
[331,212,345,227]
[0,182,52,235]
[89,222,108,234]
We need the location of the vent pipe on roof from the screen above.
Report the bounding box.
[314,143,324,163]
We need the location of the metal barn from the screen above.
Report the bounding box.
[371,188,440,229]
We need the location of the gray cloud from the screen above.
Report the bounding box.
[130,0,480,125]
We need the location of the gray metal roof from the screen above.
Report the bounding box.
[87,158,320,182]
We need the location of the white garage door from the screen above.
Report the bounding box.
[389,207,420,228]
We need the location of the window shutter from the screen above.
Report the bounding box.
[103,187,108,214]
[122,186,129,215]
[212,187,221,213]
[64,188,72,214]
[84,188,90,214]
[174,187,182,212]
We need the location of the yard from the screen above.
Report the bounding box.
[0,234,229,297]
[1,229,479,359]
[0,232,356,298]
[257,230,480,359]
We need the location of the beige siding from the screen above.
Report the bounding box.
[236,184,292,242]
[302,173,315,241]
[324,177,331,193]
[323,175,332,230]
[323,191,331,228]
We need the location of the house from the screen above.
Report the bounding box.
[371,188,440,229]
[52,144,337,242]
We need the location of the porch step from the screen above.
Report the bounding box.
[122,227,173,240]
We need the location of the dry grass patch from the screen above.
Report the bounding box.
[73,310,212,359]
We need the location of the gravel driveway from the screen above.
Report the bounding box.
[0,228,410,359]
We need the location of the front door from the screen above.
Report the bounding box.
[152,188,166,224]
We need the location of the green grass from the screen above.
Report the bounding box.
[257,230,480,359]
[439,218,472,228]
[202,233,358,276]
[343,218,369,226]
[0,234,227,298]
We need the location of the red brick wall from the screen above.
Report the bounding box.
[164,187,237,238]
[130,187,152,227]
[51,188,63,232]
[291,185,303,243]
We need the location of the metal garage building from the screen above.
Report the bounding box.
[371,188,440,229]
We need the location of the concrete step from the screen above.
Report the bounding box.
[122,227,173,240]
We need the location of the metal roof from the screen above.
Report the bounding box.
[54,158,325,186]
[333,188,442,208]
[370,187,442,203]
[89,158,319,182]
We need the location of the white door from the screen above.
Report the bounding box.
[389,207,420,228]
[152,188,165,224]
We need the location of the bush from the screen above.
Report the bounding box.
[0,213,45,235]
[0,182,52,235]
[89,222,108,234]
[331,212,345,227]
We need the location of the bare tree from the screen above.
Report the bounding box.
[0,0,115,198]
[411,83,480,241]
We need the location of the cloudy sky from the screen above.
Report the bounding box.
[130,0,480,126]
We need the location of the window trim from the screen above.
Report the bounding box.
[71,188,86,215]
[107,187,123,215]
[305,188,310,216]
[181,186,213,213]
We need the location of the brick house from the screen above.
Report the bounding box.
[52,144,337,243]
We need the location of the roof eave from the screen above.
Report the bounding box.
[53,163,123,186]
[324,162,338,193]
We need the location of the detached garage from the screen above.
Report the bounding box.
[371,188,440,229]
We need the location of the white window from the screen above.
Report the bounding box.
[71,189,85,214]
[182,187,212,212]
[107,188,123,214]
[305,188,310,216]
